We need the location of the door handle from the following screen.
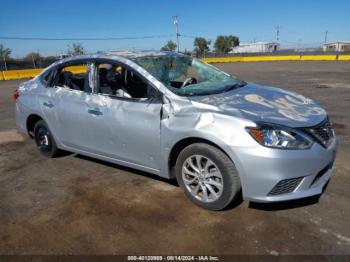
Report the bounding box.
[88,108,103,116]
[43,102,54,108]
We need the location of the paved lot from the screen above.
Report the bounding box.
[0,61,350,255]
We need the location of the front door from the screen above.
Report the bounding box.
[86,61,163,171]
[87,95,162,171]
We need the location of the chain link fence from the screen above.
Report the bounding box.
[198,50,350,58]
[0,57,59,71]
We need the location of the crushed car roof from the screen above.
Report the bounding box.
[52,50,181,67]
[103,50,176,58]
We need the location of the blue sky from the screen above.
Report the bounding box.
[1,0,349,57]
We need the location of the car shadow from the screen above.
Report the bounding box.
[74,154,179,187]
[75,154,246,210]
[71,153,325,212]
[248,195,321,211]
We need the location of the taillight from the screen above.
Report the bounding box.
[13,89,20,102]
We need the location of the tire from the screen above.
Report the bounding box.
[34,120,60,158]
[175,143,241,211]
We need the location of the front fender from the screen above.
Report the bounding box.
[160,110,258,178]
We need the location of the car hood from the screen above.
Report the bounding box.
[189,82,327,128]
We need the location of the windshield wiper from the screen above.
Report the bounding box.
[223,80,247,92]
[237,80,247,87]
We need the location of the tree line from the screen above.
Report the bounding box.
[0,42,86,61]
[161,35,239,55]
[0,34,239,62]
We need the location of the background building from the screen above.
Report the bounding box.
[231,42,280,53]
[323,41,350,52]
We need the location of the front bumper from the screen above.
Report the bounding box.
[229,137,337,203]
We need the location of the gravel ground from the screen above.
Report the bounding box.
[0,61,349,255]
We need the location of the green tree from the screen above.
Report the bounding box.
[24,52,42,61]
[193,37,211,56]
[0,43,11,59]
[161,40,177,51]
[67,42,85,55]
[214,35,240,54]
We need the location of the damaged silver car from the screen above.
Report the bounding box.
[15,51,337,210]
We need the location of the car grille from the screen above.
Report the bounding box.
[302,118,334,148]
[268,177,303,196]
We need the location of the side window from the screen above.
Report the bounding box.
[53,63,90,92]
[40,69,52,87]
[96,63,151,99]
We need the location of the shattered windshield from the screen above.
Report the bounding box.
[133,54,240,96]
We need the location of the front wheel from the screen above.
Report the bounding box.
[175,143,241,211]
[34,120,60,158]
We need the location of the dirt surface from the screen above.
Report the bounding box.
[0,61,350,255]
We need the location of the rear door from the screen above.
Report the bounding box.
[39,69,59,136]
[49,62,96,151]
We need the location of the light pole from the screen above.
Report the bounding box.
[173,16,180,52]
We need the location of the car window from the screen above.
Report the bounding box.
[40,69,52,86]
[53,63,91,92]
[95,62,150,99]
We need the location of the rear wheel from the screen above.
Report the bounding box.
[175,143,241,211]
[34,120,59,158]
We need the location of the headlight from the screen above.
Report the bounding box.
[246,124,313,149]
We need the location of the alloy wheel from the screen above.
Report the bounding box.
[182,155,224,203]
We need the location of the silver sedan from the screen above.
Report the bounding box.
[15,51,337,210]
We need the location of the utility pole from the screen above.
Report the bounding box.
[2,54,7,71]
[31,54,36,69]
[298,39,302,51]
[173,16,180,52]
[324,30,328,44]
[275,26,280,42]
